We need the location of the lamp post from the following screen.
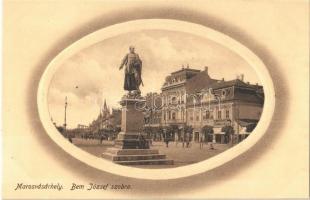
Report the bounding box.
[64,96,68,138]
[213,93,221,120]
[236,101,240,144]
[215,93,222,140]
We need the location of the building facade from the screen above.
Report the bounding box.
[144,66,264,143]
[76,100,121,139]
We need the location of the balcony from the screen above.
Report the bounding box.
[162,119,185,125]
[214,119,232,126]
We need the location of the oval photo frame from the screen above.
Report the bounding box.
[37,19,275,180]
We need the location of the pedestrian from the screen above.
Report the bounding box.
[189,132,193,148]
[199,131,205,149]
[186,132,190,148]
[209,133,215,150]
[100,135,104,144]
[138,132,143,149]
[175,132,179,147]
[181,129,185,148]
[149,136,153,146]
[139,134,148,149]
[164,132,170,148]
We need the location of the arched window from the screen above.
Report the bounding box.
[226,110,230,119]
[206,110,210,119]
[218,110,222,119]
[171,96,177,104]
[172,112,176,120]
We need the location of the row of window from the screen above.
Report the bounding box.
[163,111,184,121]
[163,110,231,121]
[189,110,230,121]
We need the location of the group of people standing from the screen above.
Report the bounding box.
[161,130,215,150]
[172,131,192,148]
[161,130,215,149]
[198,131,215,150]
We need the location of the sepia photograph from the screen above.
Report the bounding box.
[47,29,265,168]
[3,1,309,199]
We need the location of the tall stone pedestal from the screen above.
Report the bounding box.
[102,95,173,165]
[114,98,146,149]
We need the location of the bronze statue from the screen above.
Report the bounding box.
[119,46,143,95]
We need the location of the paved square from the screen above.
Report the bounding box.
[73,138,231,168]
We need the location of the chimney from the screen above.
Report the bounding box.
[240,74,244,81]
[222,78,224,82]
[204,66,208,74]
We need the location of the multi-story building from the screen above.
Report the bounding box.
[144,92,162,127]
[186,76,264,142]
[144,66,264,143]
[160,66,217,128]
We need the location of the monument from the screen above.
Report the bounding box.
[102,46,173,165]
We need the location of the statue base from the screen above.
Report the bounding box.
[102,148,173,165]
[114,132,149,149]
[102,95,173,165]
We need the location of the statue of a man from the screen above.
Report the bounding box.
[119,46,143,95]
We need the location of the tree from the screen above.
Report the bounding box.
[115,127,121,132]
[246,123,257,132]
[202,125,214,142]
[221,125,234,144]
[202,125,214,134]
[56,126,65,135]
[143,126,152,134]
[169,124,179,132]
[221,125,234,134]
[184,125,193,134]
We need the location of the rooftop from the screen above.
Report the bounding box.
[171,67,201,75]
[162,66,209,90]
[185,70,218,94]
[210,79,262,90]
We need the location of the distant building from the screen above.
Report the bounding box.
[110,108,121,130]
[77,124,89,129]
[86,100,121,138]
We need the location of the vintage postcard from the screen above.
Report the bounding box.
[3,0,309,199]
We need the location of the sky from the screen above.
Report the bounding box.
[48,30,261,128]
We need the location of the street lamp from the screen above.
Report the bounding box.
[208,88,219,147]
[235,101,240,144]
[64,96,68,138]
